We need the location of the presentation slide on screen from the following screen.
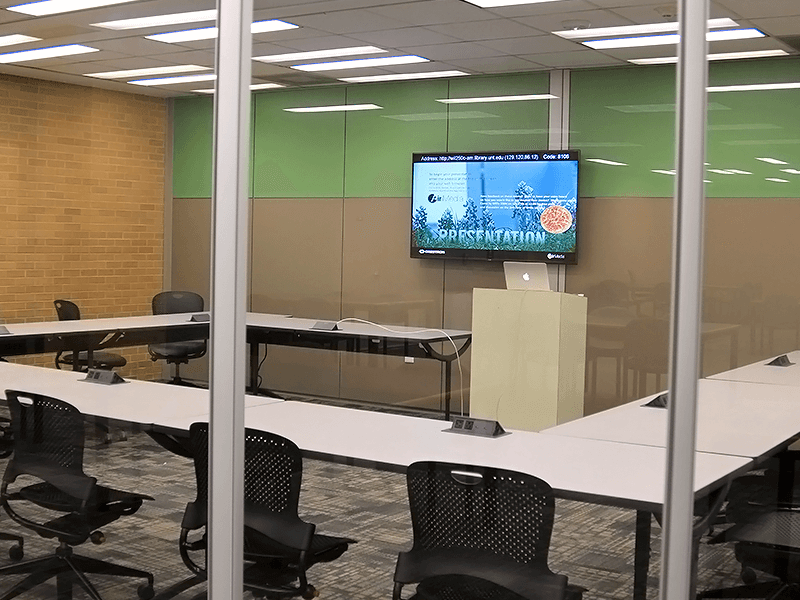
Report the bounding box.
[411,154,578,256]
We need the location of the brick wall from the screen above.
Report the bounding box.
[0,74,167,379]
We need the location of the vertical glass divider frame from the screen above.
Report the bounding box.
[660,1,710,599]
[209,0,253,596]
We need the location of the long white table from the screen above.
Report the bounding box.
[0,313,472,418]
[0,362,753,600]
[708,350,800,387]
[542,378,800,462]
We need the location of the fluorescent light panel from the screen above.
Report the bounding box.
[192,82,284,94]
[340,70,467,83]
[437,94,555,104]
[146,20,297,43]
[586,158,627,166]
[92,9,217,30]
[629,50,789,65]
[555,18,737,39]
[0,43,97,63]
[708,82,800,92]
[0,34,40,48]
[129,73,216,86]
[766,178,790,183]
[781,169,800,175]
[86,64,209,79]
[652,169,676,175]
[462,0,564,7]
[284,104,382,113]
[756,157,789,165]
[292,55,427,72]
[7,0,136,15]
[254,46,385,63]
[584,28,763,50]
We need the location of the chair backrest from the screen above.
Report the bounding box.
[152,291,205,315]
[405,461,555,566]
[3,390,93,502]
[189,422,303,518]
[623,317,670,373]
[54,299,81,321]
[586,280,630,312]
[761,294,799,328]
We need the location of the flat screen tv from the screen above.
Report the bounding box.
[410,150,579,264]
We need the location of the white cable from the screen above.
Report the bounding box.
[335,317,466,417]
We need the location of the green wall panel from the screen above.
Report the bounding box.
[447,72,550,153]
[705,58,800,198]
[252,87,346,198]
[570,66,676,198]
[172,96,213,199]
[343,80,448,198]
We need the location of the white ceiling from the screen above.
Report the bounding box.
[0,0,797,97]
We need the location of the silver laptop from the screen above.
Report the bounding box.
[503,262,552,291]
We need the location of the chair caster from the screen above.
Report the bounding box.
[8,544,22,561]
[90,531,105,545]
[302,585,319,599]
[137,584,154,600]
[741,567,757,585]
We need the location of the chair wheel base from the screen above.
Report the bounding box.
[8,544,23,561]
[302,585,319,599]
[138,583,155,599]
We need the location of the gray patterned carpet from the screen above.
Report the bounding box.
[0,402,770,600]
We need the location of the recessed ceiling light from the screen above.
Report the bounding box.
[129,73,217,86]
[629,49,789,65]
[765,178,790,183]
[707,169,735,174]
[284,104,382,113]
[192,82,285,94]
[0,43,98,63]
[554,18,737,39]
[92,9,217,30]
[86,65,210,79]
[292,55,428,72]
[652,169,676,175]
[253,46,385,63]
[583,28,763,50]
[436,94,556,104]
[755,157,789,165]
[7,0,137,16]
[726,169,752,175]
[0,34,41,48]
[340,70,467,83]
[462,0,564,8]
[708,82,800,92]
[146,20,297,43]
[780,169,800,175]
[586,158,627,166]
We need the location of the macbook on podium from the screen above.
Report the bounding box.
[503,262,552,291]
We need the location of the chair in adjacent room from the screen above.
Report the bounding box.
[758,294,800,355]
[154,422,355,600]
[147,291,207,385]
[586,305,633,401]
[622,317,670,400]
[53,300,127,372]
[0,390,154,599]
[392,460,579,600]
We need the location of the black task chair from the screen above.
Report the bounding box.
[0,390,154,600]
[148,291,207,385]
[698,466,800,600]
[393,461,579,600]
[53,300,127,372]
[0,418,22,562]
[155,422,354,600]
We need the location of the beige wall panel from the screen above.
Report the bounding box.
[250,198,343,397]
[340,197,445,407]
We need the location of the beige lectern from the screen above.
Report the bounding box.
[470,288,587,432]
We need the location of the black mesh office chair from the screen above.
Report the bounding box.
[393,461,578,600]
[148,291,207,385]
[0,390,154,600]
[0,418,22,562]
[53,300,127,371]
[154,422,354,600]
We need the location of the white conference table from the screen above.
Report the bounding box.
[708,350,800,386]
[0,312,472,418]
[542,378,800,462]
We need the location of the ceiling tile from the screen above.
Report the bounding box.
[712,0,800,19]
[290,9,412,34]
[480,34,579,55]
[428,18,543,40]
[404,41,503,60]
[481,0,597,19]
[751,15,800,38]
[445,55,543,72]
[527,49,624,67]
[513,8,633,33]
[348,25,459,46]
[368,0,495,26]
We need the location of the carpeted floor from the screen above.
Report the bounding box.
[0,401,772,600]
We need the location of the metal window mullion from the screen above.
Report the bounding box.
[208,0,252,597]
[660,1,709,600]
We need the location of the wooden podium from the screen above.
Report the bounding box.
[470,288,587,432]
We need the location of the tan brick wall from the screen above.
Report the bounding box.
[0,74,167,380]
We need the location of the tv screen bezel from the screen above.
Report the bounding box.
[409,150,580,264]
